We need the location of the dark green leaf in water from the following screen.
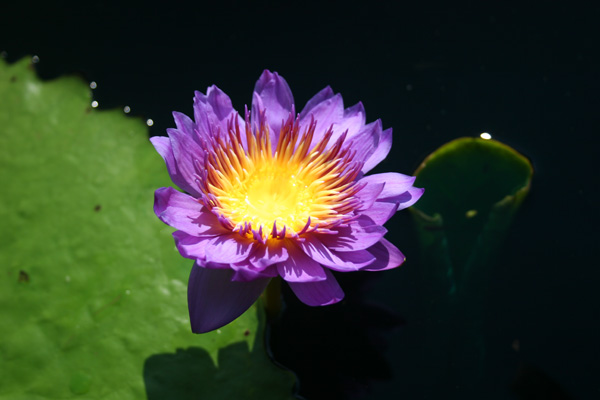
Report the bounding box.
[411,137,533,298]
[0,58,295,399]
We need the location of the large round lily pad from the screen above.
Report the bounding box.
[0,57,295,399]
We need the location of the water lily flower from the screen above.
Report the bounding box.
[151,71,424,333]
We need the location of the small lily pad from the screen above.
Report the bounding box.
[411,137,533,298]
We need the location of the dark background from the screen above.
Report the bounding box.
[3,2,599,399]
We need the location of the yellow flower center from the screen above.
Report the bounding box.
[203,115,361,240]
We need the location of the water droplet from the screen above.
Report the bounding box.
[216,329,222,334]
[125,289,131,295]
[146,118,154,126]
[480,132,492,140]
[31,55,40,64]
[91,100,99,108]
[65,275,71,282]
[89,81,97,89]
[123,106,131,114]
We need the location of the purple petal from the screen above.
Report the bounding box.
[360,172,417,199]
[358,201,398,225]
[330,102,366,143]
[298,93,343,144]
[172,231,208,260]
[345,119,382,168]
[355,181,385,211]
[252,70,294,138]
[204,234,254,264]
[298,236,375,271]
[288,269,344,306]
[362,127,392,173]
[166,127,204,195]
[316,215,387,252]
[193,86,240,138]
[362,238,406,271]
[359,172,425,211]
[299,86,335,118]
[231,262,278,282]
[154,187,227,236]
[150,137,202,198]
[248,241,289,269]
[188,264,270,333]
[277,241,327,282]
[172,111,195,136]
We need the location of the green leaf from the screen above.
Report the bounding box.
[0,58,295,399]
[411,137,533,300]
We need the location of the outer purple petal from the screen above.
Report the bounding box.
[298,93,343,143]
[154,187,227,236]
[172,231,208,260]
[358,201,398,225]
[188,264,270,333]
[252,70,294,138]
[355,181,385,211]
[362,127,393,173]
[298,236,375,271]
[204,234,254,264]
[194,85,241,138]
[231,262,278,282]
[288,269,344,306]
[316,215,387,252]
[362,238,406,271]
[166,127,204,195]
[345,119,381,168]
[249,241,289,269]
[150,137,202,198]
[173,111,196,136]
[277,241,327,282]
[299,86,335,118]
[358,172,425,212]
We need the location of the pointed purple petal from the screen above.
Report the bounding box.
[355,181,385,211]
[345,119,381,167]
[277,241,327,282]
[359,172,425,211]
[299,86,335,118]
[248,241,289,269]
[166,127,204,195]
[252,70,294,138]
[298,93,343,144]
[362,238,406,271]
[188,264,270,333]
[358,201,398,225]
[298,236,375,271]
[231,262,278,282]
[150,137,202,198]
[173,111,195,136]
[316,215,387,252]
[154,187,227,236]
[172,231,208,260]
[204,234,254,264]
[362,127,392,173]
[193,86,241,139]
[288,269,344,306]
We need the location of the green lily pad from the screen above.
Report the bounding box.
[0,57,295,399]
[411,137,533,299]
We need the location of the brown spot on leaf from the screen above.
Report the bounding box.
[244,329,250,336]
[18,270,30,283]
[94,204,102,212]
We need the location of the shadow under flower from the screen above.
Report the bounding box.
[144,307,296,400]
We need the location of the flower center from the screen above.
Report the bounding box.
[219,162,313,232]
[201,112,363,240]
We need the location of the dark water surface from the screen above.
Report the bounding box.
[3,2,598,399]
